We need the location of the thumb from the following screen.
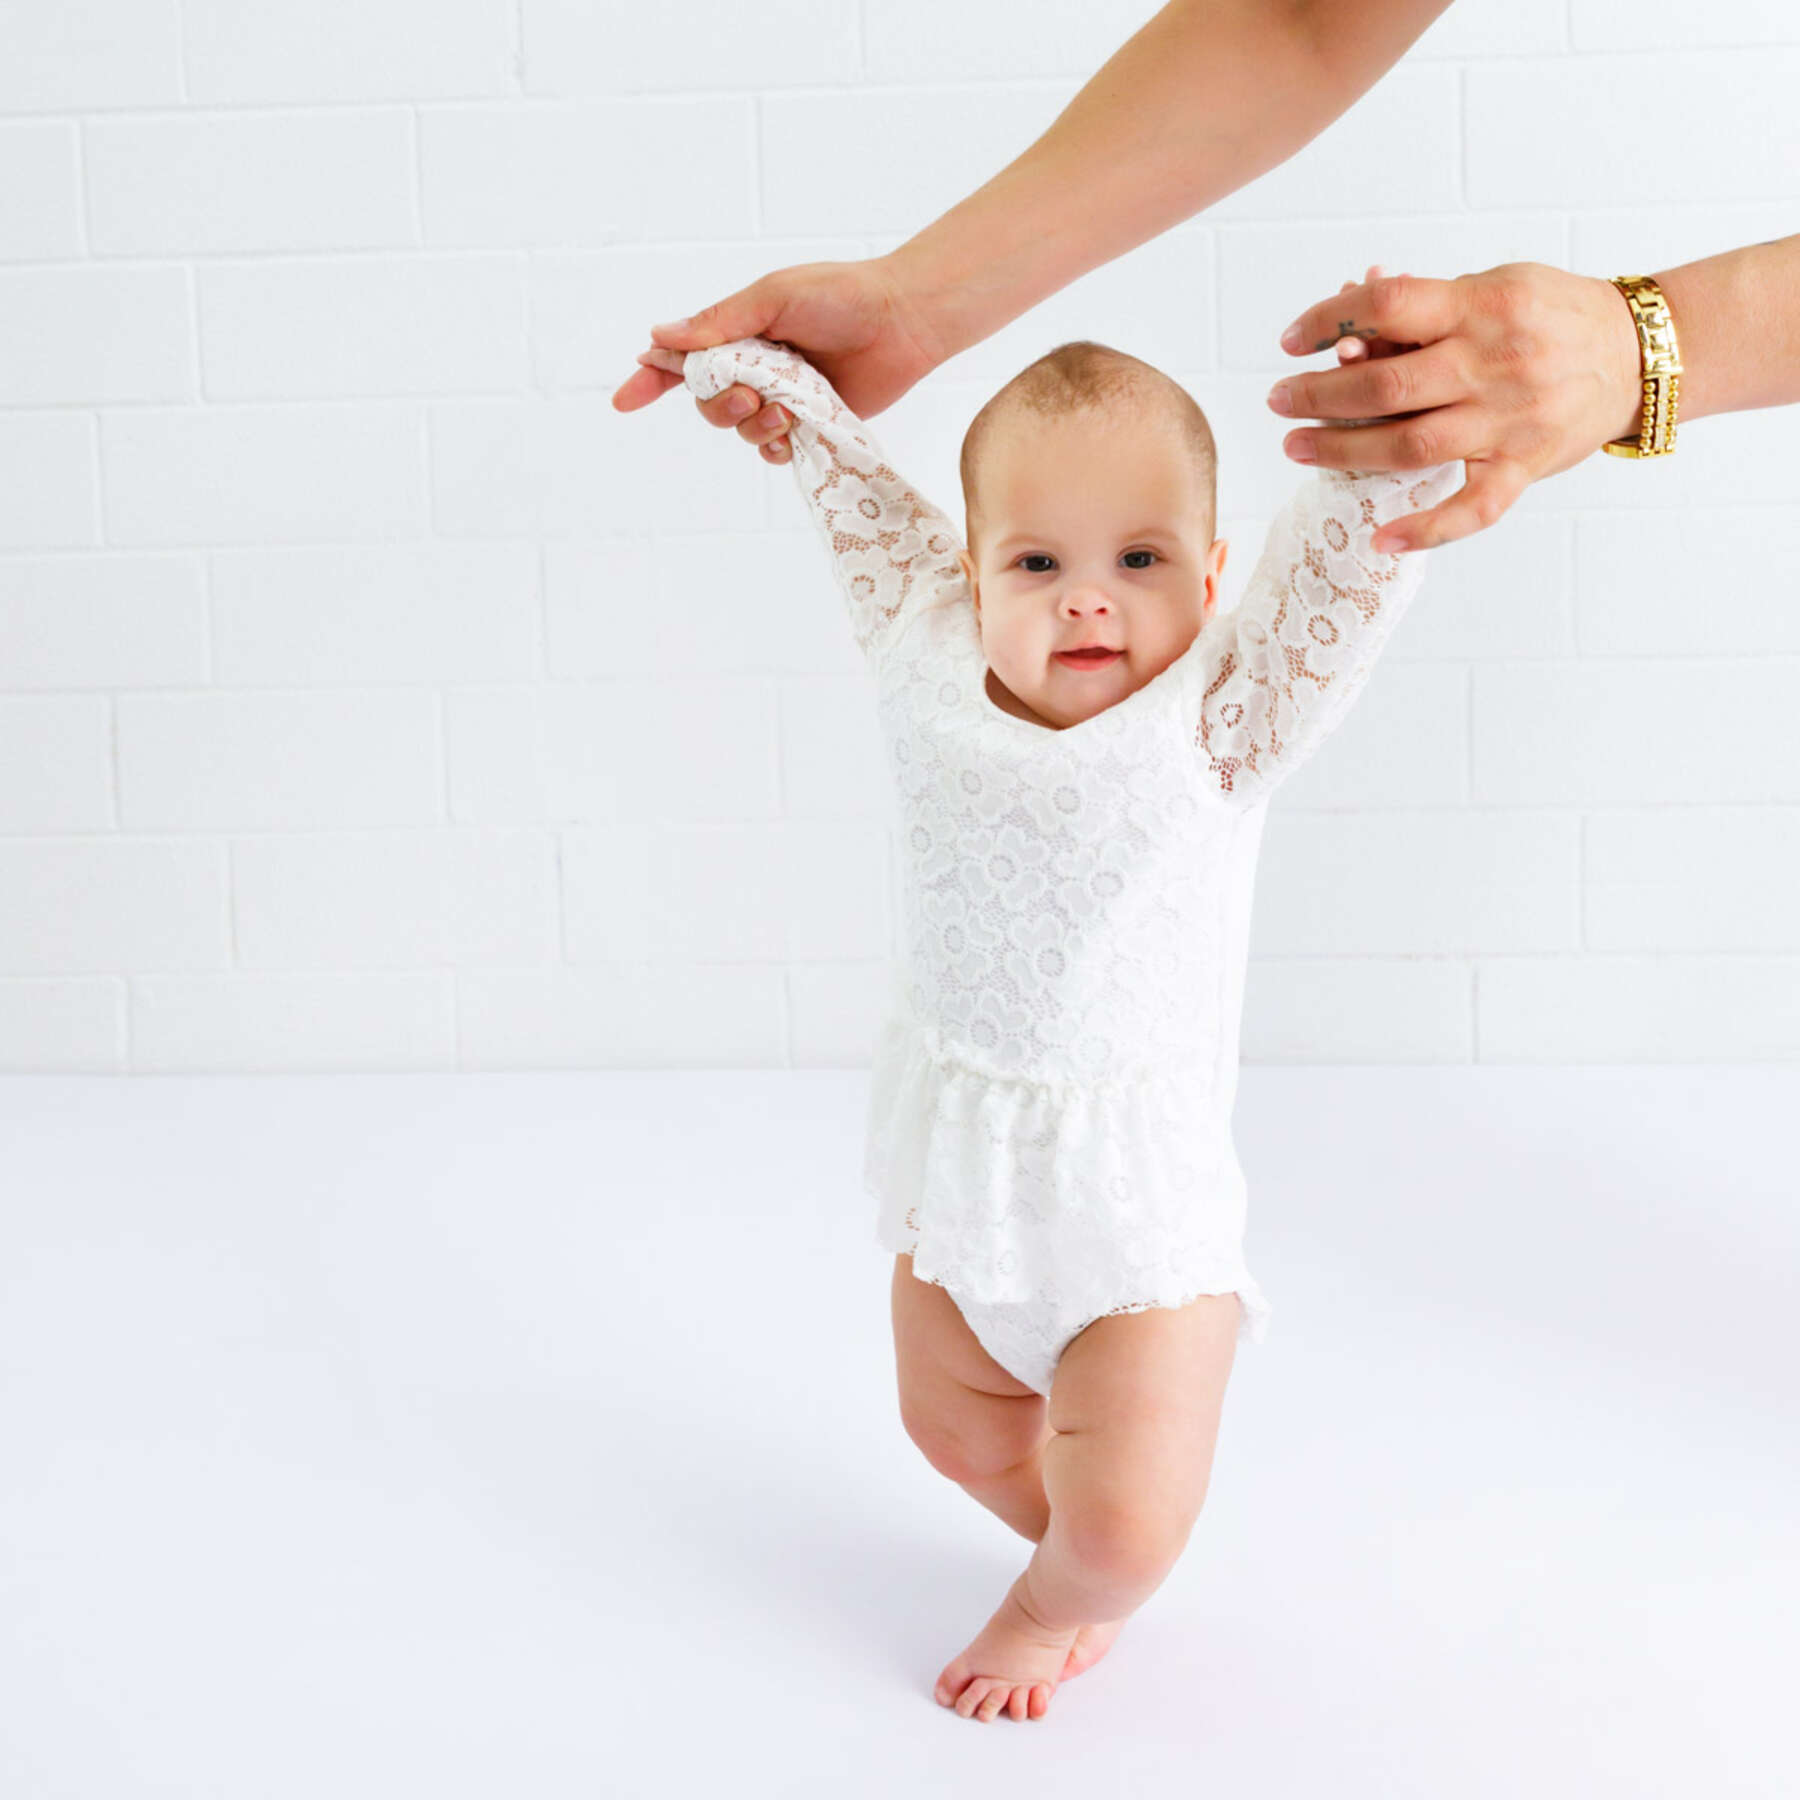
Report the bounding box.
[647,286,775,351]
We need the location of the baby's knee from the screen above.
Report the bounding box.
[900,1399,1042,1487]
[1047,1452,1195,1583]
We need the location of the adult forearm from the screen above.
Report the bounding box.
[882,0,1445,362]
[1651,234,1800,423]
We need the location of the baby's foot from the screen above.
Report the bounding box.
[934,1576,1079,1723]
[1060,1616,1125,1682]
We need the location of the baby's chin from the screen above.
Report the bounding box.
[1056,678,1139,725]
[1012,660,1148,729]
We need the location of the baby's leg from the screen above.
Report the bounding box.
[890,1254,1052,1543]
[1024,1292,1241,1631]
[931,1290,1242,1721]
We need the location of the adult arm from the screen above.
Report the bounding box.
[886,0,1457,362]
[615,0,1456,460]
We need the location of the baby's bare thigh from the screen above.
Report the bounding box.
[890,1254,1046,1477]
[1049,1294,1242,1518]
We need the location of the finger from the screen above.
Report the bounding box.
[1371,459,1528,554]
[1354,268,1411,361]
[609,363,682,412]
[1280,270,1461,356]
[1338,267,1384,353]
[1285,398,1485,474]
[695,383,770,431]
[1288,397,1483,475]
[1276,340,1467,425]
[734,399,794,447]
[647,288,772,351]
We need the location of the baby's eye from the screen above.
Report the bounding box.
[1012,551,1159,573]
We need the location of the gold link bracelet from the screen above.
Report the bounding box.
[1602,274,1682,458]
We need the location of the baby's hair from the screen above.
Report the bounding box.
[958,339,1218,558]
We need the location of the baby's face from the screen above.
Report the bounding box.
[957,412,1227,731]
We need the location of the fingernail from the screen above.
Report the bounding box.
[726,392,755,419]
[1266,382,1293,415]
[651,317,691,335]
[1281,324,1305,352]
[1286,437,1316,463]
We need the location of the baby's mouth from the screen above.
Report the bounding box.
[1054,647,1123,669]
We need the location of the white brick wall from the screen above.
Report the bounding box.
[0,0,1795,1070]
[85,112,419,255]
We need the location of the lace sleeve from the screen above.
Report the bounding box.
[1189,460,1464,805]
[683,336,969,670]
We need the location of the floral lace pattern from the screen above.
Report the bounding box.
[682,336,965,668]
[684,338,1460,1351]
[1186,462,1464,804]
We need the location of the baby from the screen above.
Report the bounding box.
[661,313,1460,1723]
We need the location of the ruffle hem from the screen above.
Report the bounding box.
[863,1013,1271,1346]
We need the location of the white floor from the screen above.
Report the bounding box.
[0,1066,1793,1799]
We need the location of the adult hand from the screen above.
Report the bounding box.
[1266,262,1646,553]
[610,257,947,465]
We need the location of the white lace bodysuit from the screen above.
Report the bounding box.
[684,336,1462,1396]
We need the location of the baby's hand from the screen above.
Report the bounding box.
[632,343,796,456]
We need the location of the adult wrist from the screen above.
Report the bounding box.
[876,240,975,367]
[1598,274,1649,445]
[878,230,1029,367]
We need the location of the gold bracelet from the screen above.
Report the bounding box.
[1602,274,1682,458]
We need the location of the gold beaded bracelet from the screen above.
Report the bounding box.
[1602,274,1682,458]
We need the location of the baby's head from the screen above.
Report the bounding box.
[956,340,1227,731]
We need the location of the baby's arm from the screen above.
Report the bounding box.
[682,337,969,670]
[1189,459,1464,804]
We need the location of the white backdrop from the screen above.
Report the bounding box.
[1,0,1796,1072]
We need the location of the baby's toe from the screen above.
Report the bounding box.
[934,1655,971,1707]
[955,1677,998,1720]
